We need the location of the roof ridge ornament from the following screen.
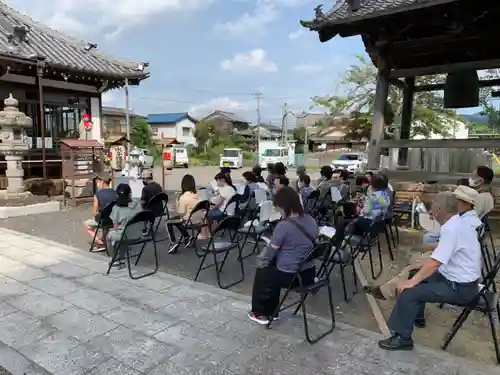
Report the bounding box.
[313,4,326,22]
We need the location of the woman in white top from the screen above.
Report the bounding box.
[207,172,237,220]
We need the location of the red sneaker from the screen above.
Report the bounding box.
[248,312,270,325]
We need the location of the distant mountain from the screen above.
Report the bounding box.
[460,113,489,123]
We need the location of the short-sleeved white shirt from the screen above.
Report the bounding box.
[218,186,236,215]
[431,214,482,283]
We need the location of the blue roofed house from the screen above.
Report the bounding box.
[147,112,197,146]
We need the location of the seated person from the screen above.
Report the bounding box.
[378,192,481,351]
[207,172,237,220]
[249,187,317,324]
[275,175,289,192]
[266,163,276,191]
[139,170,163,215]
[240,171,259,205]
[333,174,390,248]
[365,187,481,301]
[252,165,265,183]
[336,169,351,201]
[298,174,314,209]
[168,174,201,253]
[84,172,116,247]
[106,183,141,255]
[317,166,338,204]
[295,166,307,191]
[469,165,494,219]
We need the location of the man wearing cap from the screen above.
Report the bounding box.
[84,172,117,247]
[140,170,163,213]
[365,185,481,302]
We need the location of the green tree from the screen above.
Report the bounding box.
[194,120,219,155]
[313,55,458,138]
[131,117,152,149]
[292,127,306,144]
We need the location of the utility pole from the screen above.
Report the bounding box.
[281,102,289,144]
[125,78,131,154]
[254,92,263,157]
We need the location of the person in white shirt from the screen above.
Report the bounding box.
[207,172,237,221]
[365,186,481,301]
[378,192,481,351]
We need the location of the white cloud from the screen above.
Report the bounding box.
[288,29,304,40]
[189,97,249,118]
[220,49,277,73]
[214,3,277,37]
[4,0,214,40]
[293,63,322,74]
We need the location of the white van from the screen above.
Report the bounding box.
[220,148,243,169]
[139,149,154,168]
[173,147,189,168]
[260,146,289,169]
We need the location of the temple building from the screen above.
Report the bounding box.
[0,1,149,177]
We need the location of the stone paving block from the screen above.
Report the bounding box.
[7,290,72,318]
[20,331,110,375]
[110,273,175,292]
[0,246,38,261]
[61,288,125,314]
[0,256,25,270]
[27,275,83,297]
[114,285,176,310]
[79,274,134,295]
[86,358,143,375]
[146,355,219,375]
[43,307,119,342]
[159,286,228,308]
[0,276,37,300]
[0,264,52,283]
[0,302,18,318]
[180,305,236,332]
[43,262,96,279]
[208,298,250,318]
[105,305,176,336]
[0,341,40,375]
[153,322,218,349]
[17,253,61,268]
[89,326,179,372]
[321,355,397,375]
[0,311,55,349]
[182,334,245,365]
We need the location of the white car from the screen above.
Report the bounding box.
[331,152,366,173]
[173,147,189,168]
[138,149,154,168]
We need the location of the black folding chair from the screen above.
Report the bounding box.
[144,192,170,242]
[383,190,397,261]
[194,216,244,289]
[106,210,158,280]
[304,189,320,215]
[89,201,115,255]
[441,255,500,364]
[237,200,274,259]
[267,241,336,344]
[482,214,497,261]
[167,200,210,255]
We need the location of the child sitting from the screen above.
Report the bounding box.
[106,183,142,256]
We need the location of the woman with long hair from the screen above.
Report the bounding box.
[207,172,237,221]
[248,187,317,324]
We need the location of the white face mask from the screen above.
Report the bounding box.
[468,177,480,187]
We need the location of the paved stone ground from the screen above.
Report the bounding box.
[0,227,496,375]
[0,200,377,332]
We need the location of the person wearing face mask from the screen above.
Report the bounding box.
[139,170,163,212]
[468,166,494,219]
[365,186,481,303]
[84,172,117,247]
[376,192,481,351]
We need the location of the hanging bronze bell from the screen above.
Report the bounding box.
[443,70,479,108]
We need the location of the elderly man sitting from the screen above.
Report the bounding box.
[365,186,481,303]
[377,192,482,351]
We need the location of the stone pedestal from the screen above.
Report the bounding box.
[4,154,24,194]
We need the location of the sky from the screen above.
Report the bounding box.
[4,0,366,124]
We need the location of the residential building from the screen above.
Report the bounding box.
[147,112,197,145]
[102,106,145,137]
[296,113,328,128]
[200,110,250,133]
[0,1,149,178]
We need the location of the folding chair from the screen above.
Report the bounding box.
[167,200,210,255]
[306,190,320,217]
[89,201,115,255]
[237,200,274,259]
[382,190,397,261]
[194,216,245,289]
[144,192,170,243]
[441,254,500,364]
[267,241,336,344]
[106,210,158,280]
[482,214,497,261]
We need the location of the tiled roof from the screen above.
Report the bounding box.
[102,106,142,118]
[0,2,148,80]
[60,139,103,148]
[302,0,458,29]
[202,110,249,124]
[147,113,196,125]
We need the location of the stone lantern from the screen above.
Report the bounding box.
[0,94,32,196]
[128,146,142,177]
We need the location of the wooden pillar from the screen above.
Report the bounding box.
[36,61,47,180]
[397,77,415,169]
[367,56,389,170]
